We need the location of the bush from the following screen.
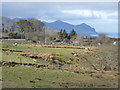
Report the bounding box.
[31,36,39,43]
[8,32,25,39]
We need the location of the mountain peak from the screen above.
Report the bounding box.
[54,20,63,23]
[79,23,93,29]
[81,23,86,25]
[80,23,88,26]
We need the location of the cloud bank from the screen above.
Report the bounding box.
[2,2,118,33]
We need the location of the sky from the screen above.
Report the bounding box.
[2,2,118,33]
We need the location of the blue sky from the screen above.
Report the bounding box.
[2,2,118,33]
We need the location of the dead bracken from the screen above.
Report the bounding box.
[21,52,54,61]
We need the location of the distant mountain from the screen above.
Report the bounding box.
[0,17,20,32]
[44,20,98,37]
[2,17,19,26]
[1,17,36,29]
[1,17,98,37]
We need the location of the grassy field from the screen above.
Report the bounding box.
[2,41,119,88]
[2,66,118,88]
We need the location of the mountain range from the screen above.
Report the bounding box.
[44,20,98,37]
[1,17,98,37]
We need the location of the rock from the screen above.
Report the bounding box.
[103,65,111,71]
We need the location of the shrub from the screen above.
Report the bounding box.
[31,36,39,43]
[8,32,25,39]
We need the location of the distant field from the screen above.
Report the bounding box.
[2,41,119,88]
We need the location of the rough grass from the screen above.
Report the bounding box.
[2,41,118,88]
[2,66,118,88]
[2,42,83,58]
[2,42,83,65]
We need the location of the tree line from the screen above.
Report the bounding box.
[50,29,77,42]
[2,18,113,45]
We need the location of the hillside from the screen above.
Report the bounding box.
[2,41,118,88]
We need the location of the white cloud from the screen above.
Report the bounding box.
[61,9,117,19]
[2,2,118,33]
[93,11,117,19]
[62,10,92,17]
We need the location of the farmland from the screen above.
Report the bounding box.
[1,41,119,88]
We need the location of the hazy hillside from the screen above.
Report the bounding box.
[1,17,19,29]
[1,17,58,40]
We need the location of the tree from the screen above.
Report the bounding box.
[57,29,68,41]
[16,19,45,42]
[4,29,8,33]
[57,29,63,41]
[2,24,8,33]
[31,36,39,43]
[62,29,68,40]
[2,23,4,33]
[8,32,25,39]
[59,29,63,40]
[16,19,32,32]
[10,23,16,32]
[70,35,83,42]
[69,29,76,37]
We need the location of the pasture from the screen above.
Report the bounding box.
[1,41,119,88]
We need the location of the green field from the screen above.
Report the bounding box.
[2,41,119,88]
[3,66,118,88]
